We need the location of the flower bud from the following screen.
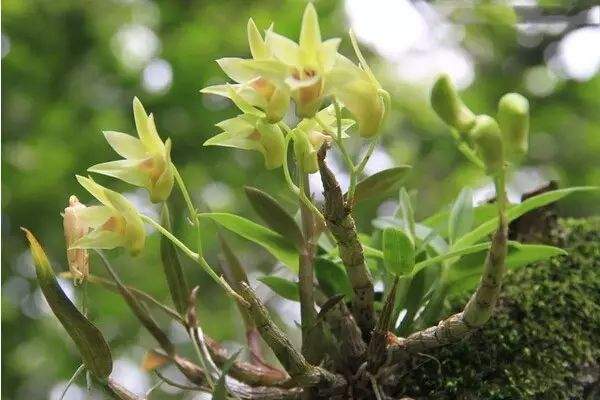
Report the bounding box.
[63,195,90,284]
[265,85,290,123]
[497,93,529,158]
[255,120,285,169]
[431,74,475,132]
[469,115,504,175]
[293,127,328,174]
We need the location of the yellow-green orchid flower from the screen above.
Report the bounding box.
[201,19,291,123]
[71,176,146,256]
[292,105,355,173]
[327,31,388,138]
[204,113,285,170]
[88,98,174,203]
[264,3,341,118]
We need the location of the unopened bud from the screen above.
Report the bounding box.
[497,93,529,158]
[266,86,290,123]
[293,128,329,174]
[63,195,90,284]
[431,74,475,132]
[255,121,285,170]
[469,115,504,175]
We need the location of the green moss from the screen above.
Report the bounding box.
[394,218,600,400]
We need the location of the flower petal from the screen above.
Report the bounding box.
[103,131,146,159]
[299,3,321,66]
[265,31,300,66]
[247,18,270,60]
[71,229,124,250]
[76,175,113,209]
[203,131,262,152]
[133,97,164,153]
[88,159,150,188]
[74,206,113,229]
[201,83,268,109]
[318,38,341,73]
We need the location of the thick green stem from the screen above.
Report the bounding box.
[238,283,346,391]
[386,168,509,362]
[317,146,375,339]
[298,172,319,364]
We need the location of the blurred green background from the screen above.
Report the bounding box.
[2,0,599,398]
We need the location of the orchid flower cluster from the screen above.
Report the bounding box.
[202,3,388,173]
[24,4,590,400]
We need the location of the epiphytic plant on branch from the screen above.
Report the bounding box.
[23,4,596,400]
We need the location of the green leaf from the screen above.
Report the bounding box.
[160,204,190,315]
[447,242,567,294]
[382,227,415,276]
[353,166,411,204]
[315,258,352,298]
[200,212,299,272]
[448,188,474,244]
[373,217,449,255]
[423,203,497,239]
[258,276,299,301]
[396,268,427,335]
[212,350,242,400]
[395,187,416,239]
[244,186,304,250]
[453,186,598,250]
[411,242,492,276]
[22,228,113,379]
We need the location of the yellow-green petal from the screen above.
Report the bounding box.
[71,230,124,250]
[265,31,300,66]
[299,3,321,67]
[103,131,146,160]
[76,175,113,209]
[74,205,113,229]
[247,18,270,60]
[133,97,164,153]
[88,159,150,188]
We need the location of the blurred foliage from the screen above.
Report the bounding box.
[1,0,598,398]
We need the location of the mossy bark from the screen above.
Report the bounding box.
[389,218,600,400]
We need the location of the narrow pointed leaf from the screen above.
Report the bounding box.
[160,204,190,315]
[258,276,299,301]
[448,242,567,294]
[22,228,113,378]
[448,188,474,244]
[395,187,416,239]
[352,166,411,204]
[453,186,598,250]
[411,242,492,276]
[244,186,304,250]
[199,213,299,271]
[382,227,415,276]
[212,350,242,400]
[423,203,497,239]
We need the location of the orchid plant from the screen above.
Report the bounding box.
[24,5,596,400]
